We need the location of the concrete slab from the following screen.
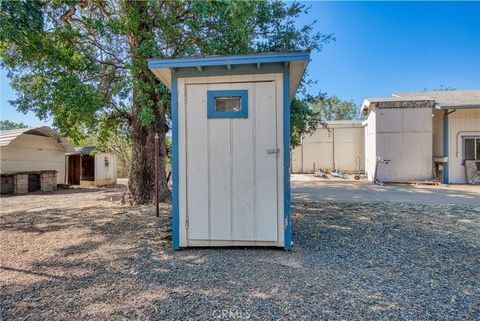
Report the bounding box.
[292,174,480,205]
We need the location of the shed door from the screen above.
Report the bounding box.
[185,81,279,242]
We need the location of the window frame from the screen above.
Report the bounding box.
[207,90,248,118]
[462,136,480,163]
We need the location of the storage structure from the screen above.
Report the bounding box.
[148,52,310,249]
[291,120,364,174]
[361,90,480,184]
[400,91,480,184]
[66,146,117,186]
[0,126,74,190]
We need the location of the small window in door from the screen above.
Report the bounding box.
[463,137,480,161]
[207,90,248,118]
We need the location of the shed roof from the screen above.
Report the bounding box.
[65,146,99,155]
[361,89,480,115]
[392,90,480,109]
[0,126,75,152]
[148,51,310,101]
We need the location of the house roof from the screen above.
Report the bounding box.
[392,90,480,109]
[361,89,480,114]
[0,126,75,152]
[148,51,310,101]
[65,146,97,155]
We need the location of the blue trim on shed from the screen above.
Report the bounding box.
[152,52,310,250]
[148,51,310,69]
[171,73,180,250]
[283,67,292,250]
[207,90,248,118]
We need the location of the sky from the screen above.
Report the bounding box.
[1,1,480,127]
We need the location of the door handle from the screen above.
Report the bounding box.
[267,148,280,155]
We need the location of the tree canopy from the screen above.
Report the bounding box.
[0,0,333,202]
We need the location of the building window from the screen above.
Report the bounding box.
[207,90,248,118]
[463,137,480,161]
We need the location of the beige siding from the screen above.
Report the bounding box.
[94,153,117,186]
[365,110,377,181]
[291,123,365,173]
[447,109,480,183]
[374,108,433,182]
[0,134,65,184]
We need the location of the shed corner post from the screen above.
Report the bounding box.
[443,109,455,184]
[283,66,292,250]
[171,72,180,250]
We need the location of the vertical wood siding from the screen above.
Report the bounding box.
[178,74,284,247]
[448,109,480,183]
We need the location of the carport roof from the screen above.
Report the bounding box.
[0,126,75,152]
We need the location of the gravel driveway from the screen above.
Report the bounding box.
[1,186,479,320]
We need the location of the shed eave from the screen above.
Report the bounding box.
[434,104,480,110]
[148,51,310,100]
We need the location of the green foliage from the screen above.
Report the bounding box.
[0,0,331,143]
[0,119,28,130]
[307,91,360,121]
[290,98,319,147]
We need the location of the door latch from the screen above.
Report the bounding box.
[267,148,280,155]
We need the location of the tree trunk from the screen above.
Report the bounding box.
[129,99,169,204]
[124,0,169,204]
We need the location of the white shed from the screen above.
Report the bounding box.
[291,120,365,174]
[0,126,74,187]
[66,146,117,186]
[361,97,435,182]
[148,52,310,249]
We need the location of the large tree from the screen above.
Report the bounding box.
[0,0,332,203]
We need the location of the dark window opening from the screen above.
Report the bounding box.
[81,155,95,181]
[67,155,81,185]
[28,174,40,192]
[464,137,480,161]
[214,96,242,112]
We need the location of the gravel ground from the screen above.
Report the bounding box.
[1,186,479,320]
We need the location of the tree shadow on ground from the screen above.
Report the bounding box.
[1,201,479,320]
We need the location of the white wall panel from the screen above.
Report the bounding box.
[94,153,117,186]
[1,134,66,184]
[291,123,365,173]
[375,108,433,182]
[185,84,209,240]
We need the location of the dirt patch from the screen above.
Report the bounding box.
[1,185,479,320]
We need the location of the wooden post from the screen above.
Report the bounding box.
[155,133,160,217]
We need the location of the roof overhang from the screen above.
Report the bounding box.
[148,51,310,101]
[0,126,75,152]
[434,104,480,110]
[361,98,436,115]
